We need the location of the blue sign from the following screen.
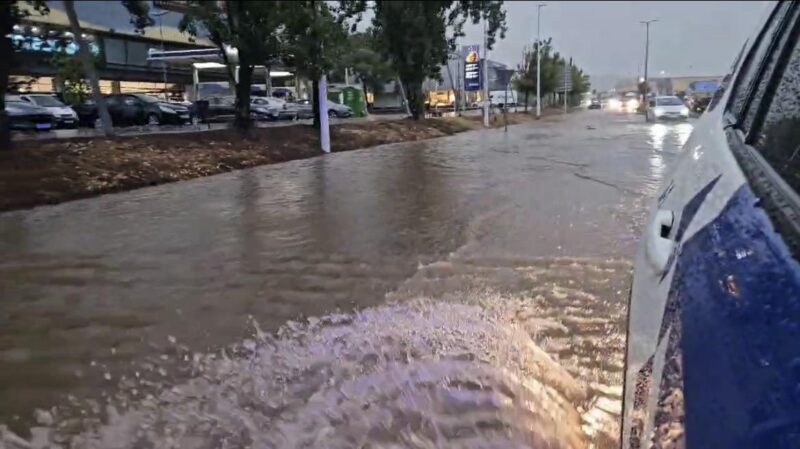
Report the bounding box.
[463,44,481,91]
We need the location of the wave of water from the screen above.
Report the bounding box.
[1,258,627,449]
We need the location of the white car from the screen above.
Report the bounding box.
[646,95,690,121]
[624,2,800,448]
[17,94,79,128]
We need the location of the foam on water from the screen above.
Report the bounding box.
[1,292,600,449]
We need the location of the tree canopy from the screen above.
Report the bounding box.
[368,1,507,119]
[514,38,591,109]
[175,1,284,130]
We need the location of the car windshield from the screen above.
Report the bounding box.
[30,96,65,107]
[657,97,684,106]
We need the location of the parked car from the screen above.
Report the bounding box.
[292,99,353,118]
[16,93,78,128]
[199,96,236,122]
[623,2,800,448]
[251,97,297,121]
[72,98,99,127]
[4,97,54,131]
[645,95,690,121]
[290,99,314,119]
[77,94,192,128]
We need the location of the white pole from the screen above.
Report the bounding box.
[482,18,489,127]
[536,3,545,119]
[564,59,568,113]
[192,65,199,101]
[319,75,330,153]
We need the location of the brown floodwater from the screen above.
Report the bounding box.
[0,112,693,448]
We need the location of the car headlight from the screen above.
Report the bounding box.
[680,107,689,116]
[159,105,177,114]
[626,99,639,110]
[654,107,665,116]
[608,99,621,110]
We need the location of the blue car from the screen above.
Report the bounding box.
[623,2,800,448]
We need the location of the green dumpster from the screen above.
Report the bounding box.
[341,86,365,117]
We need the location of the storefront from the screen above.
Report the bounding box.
[10,2,225,100]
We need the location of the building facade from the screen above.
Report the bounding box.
[11,1,223,98]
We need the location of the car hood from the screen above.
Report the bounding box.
[39,106,76,116]
[5,103,49,115]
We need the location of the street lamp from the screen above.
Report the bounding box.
[641,19,657,119]
[536,2,546,119]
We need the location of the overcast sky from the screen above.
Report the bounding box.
[460,1,773,88]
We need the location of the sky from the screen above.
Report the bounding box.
[55,1,774,91]
[460,1,773,89]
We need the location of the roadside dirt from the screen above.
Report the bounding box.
[0,112,542,212]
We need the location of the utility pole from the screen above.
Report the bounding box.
[641,19,657,119]
[536,2,546,119]
[482,18,489,127]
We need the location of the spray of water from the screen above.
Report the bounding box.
[0,296,595,449]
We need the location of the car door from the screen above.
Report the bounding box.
[104,96,123,125]
[623,2,800,448]
[122,95,145,125]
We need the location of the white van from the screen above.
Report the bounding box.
[488,90,517,107]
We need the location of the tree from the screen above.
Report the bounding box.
[51,48,92,105]
[369,1,506,119]
[337,31,394,111]
[569,66,590,105]
[0,0,48,150]
[513,38,552,111]
[279,0,350,128]
[177,1,283,132]
[63,0,114,135]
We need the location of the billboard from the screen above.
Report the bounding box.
[462,45,481,91]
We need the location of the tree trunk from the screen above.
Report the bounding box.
[361,80,370,114]
[234,63,253,131]
[0,1,13,150]
[265,63,272,97]
[404,80,424,120]
[63,0,113,136]
[312,77,321,129]
[524,91,529,112]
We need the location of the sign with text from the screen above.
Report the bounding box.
[462,45,481,91]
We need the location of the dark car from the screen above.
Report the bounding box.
[76,94,191,128]
[106,94,191,126]
[72,98,99,127]
[588,98,601,109]
[623,2,800,448]
[5,99,54,131]
[199,96,236,122]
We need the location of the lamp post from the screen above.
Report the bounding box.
[641,19,657,119]
[536,2,546,119]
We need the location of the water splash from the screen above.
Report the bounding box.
[1,291,606,449]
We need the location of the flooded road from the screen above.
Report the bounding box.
[0,112,693,448]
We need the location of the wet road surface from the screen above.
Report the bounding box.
[0,111,693,448]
